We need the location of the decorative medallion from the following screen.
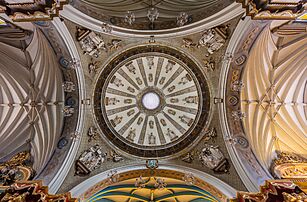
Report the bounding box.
[232,136,249,149]
[234,55,246,66]
[75,145,106,176]
[199,145,230,173]
[94,46,210,158]
[228,95,239,106]
[146,159,159,169]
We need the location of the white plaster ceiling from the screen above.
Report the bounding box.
[81,0,219,18]
[73,0,234,30]
[0,26,64,174]
[241,24,307,168]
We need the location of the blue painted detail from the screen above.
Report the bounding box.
[34,21,50,27]
[66,97,76,106]
[59,57,70,68]
[146,159,158,169]
[57,137,68,149]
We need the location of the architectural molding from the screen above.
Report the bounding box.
[60,3,244,39]
[218,17,272,192]
[47,17,86,194]
[70,164,237,200]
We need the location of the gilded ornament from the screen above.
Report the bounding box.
[234,55,246,66]
[228,95,239,106]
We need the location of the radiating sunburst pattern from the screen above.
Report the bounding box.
[86,177,220,202]
[103,53,201,147]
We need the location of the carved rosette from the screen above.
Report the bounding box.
[94,45,210,158]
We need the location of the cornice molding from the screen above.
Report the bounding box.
[60,3,244,39]
[47,17,86,194]
[70,164,237,200]
[217,17,272,192]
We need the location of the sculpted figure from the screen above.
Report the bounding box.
[179,115,193,126]
[200,145,225,169]
[198,29,215,47]
[126,128,136,142]
[148,133,156,145]
[166,128,178,141]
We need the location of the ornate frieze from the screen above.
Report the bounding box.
[76,27,107,58]
[0,0,68,22]
[88,59,101,74]
[203,57,215,71]
[108,151,123,162]
[101,23,113,33]
[181,153,194,163]
[87,127,99,142]
[63,81,76,92]
[0,152,34,187]
[235,180,307,202]
[0,180,76,201]
[199,144,230,173]
[181,38,196,49]
[63,106,74,117]
[108,39,122,50]
[181,24,231,56]
[75,145,107,176]
[75,146,124,176]
[236,0,306,20]
[203,128,217,143]
[271,152,307,179]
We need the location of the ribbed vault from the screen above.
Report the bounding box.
[241,24,307,168]
[81,0,220,17]
[0,24,64,174]
[72,0,233,30]
[89,178,219,202]
[71,166,236,202]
